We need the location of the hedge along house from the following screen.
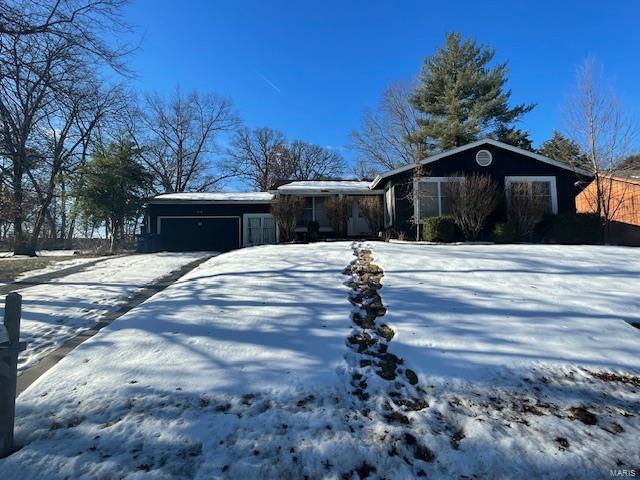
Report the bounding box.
[372,139,592,239]
[142,181,382,252]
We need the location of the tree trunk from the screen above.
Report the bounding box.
[12,170,36,256]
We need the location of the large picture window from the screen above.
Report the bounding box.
[505,176,558,215]
[295,196,338,229]
[414,177,462,222]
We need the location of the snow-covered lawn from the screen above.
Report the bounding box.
[0,242,638,479]
[2,252,209,372]
[0,255,102,285]
[376,242,640,380]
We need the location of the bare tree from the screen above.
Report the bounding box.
[445,174,500,240]
[270,195,304,243]
[564,58,637,240]
[358,196,383,234]
[325,196,352,237]
[227,127,290,190]
[507,183,549,239]
[350,80,422,175]
[287,140,344,180]
[0,0,134,74]
[0,0,131,255]
[136,87,240,193]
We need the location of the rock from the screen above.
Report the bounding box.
[405,369,419,385]
[376,324,395,341]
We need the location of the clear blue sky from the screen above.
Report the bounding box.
[123,0,640,169]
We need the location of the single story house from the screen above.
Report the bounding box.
[576,172,640,246]
[141,139,592,251]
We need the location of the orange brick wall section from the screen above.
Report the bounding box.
[576,176,640,226]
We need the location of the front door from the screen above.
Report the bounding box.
[243,214,276,247]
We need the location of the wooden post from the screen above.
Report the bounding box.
[0,293,25,458]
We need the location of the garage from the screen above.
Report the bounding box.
[143,192,275,252]
[158,216,240,252]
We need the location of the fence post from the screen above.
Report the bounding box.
[0,293,26,458]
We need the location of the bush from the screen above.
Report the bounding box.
[358,196,383,234]
[325,196,352,237]
[271,195,305,243]
[547,213,603,244]
[422,216,456,242]
[493,222,517,244]
[445,173,500,240]
[307,220,320,242]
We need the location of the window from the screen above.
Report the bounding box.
[295,196,336,229]
[297,197,313,227]
[415,177,463,222]
[244,214,276,246]
[505,176,558,214]
[384,186,395,227]
[314,196,329,227]
[476,149,493,166]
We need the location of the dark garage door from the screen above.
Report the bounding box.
[159,217,240,252]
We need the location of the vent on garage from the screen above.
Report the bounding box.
[476,149,493,166]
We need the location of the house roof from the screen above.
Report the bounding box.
[149,192,274,203]
[370,138,593,189]
[276,180,377,194]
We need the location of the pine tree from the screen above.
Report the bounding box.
[77,142,151,252]
[410,32,534,152]
[538,131,589,169]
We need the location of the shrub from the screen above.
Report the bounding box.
[507,183,549,239]
[307,220,320,242]
[325,196,352,237]
[380,229,395,242]
[493,222,517,244]
[547,213,603,244]
[445,173,500,240]
[422,216,456,242]
[358,196,383,234]
[271,195,305,243]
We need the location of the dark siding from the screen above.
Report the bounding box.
[159,217,240,251]
[383,143,590,236]
[147,202,271,251]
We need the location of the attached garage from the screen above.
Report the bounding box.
[143,192,275,252]
[158,216,240,251]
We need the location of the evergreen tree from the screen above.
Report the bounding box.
[538,131,589,169]
[410,32,534,152]
[615,154,640,172]
[494,125,534,151]
[77,142,152,252]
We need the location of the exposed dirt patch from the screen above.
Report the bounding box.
[555,437,570,450]
[585,370,640,388]
[569,406,598,425]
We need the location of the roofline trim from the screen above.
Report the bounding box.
[370,138,593,189]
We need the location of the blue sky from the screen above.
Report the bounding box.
[123,0,640,170]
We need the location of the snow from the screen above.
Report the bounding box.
[0,243,639,479]
[0,249,81,258]
[375,242,640,381]
[12,256,104,282]
[4,252,209,372]
[151,192,274,202]
[277,180,373,192]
